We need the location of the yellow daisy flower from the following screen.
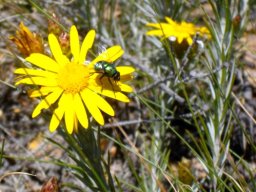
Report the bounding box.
[15,25,134,134]
[146,17,211,45]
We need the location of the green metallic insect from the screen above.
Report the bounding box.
[94,61,120,82]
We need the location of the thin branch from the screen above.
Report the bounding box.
[103,111,204,128]
[136,74,174,94]
[123,54,185,104]
[136,64,226,94]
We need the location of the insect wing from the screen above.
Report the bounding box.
[97,45,108,60]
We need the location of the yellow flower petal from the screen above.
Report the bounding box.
[81,89,104,125]
[89,73,133,93]
[74,93,88,128]
[29,87,59,97]
[147,23,172,31]
[73,116,78,132]
[49,107,64,132]
[98,89,130,102]
[14,68,57,78]
[49,95,66,132]
[116,66,135,76]
[187,37,193,45]
[146,30,166,36]
[70,25,80,63]
[177,36,183,44]
[89,45,124,67]
[48,34,69,67]
[87,90,114,116]
[79,30,95,64]
[63,93,75,134]
[120,74,133,82]
[105,45,124,62]
[146,23,163,28]
[15,77,57,86]
[26,53,60,72]
[118,83,133,93]
[165,17,175,25]
[32,88,63,117]
[91,76,120,91]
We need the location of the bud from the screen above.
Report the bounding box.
[48,13,62,37]
[40,177,59,192]
[10,22,44,57]
[232,14,241,33]
[58,32,70,55]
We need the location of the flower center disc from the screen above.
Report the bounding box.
[58,62,90,94]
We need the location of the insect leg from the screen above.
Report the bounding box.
[99,73,105,92]
[107,77,117,98]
